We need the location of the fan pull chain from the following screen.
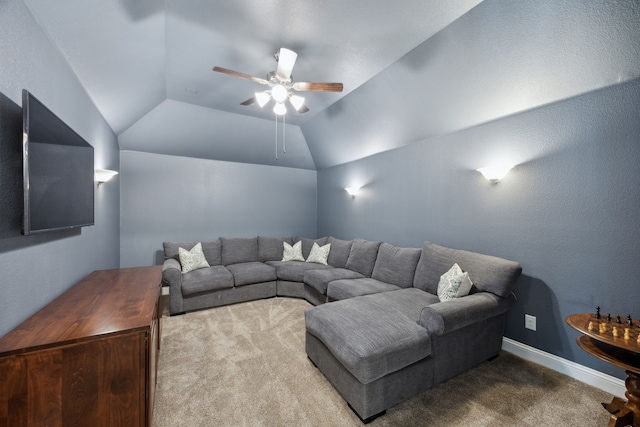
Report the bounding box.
[275,114,278,160]
[283,113,286,154]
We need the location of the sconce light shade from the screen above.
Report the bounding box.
[95,169,118,184]
[477,166,512,183]
[345,187,360,197]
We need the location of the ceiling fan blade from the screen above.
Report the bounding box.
[293,82,343,92]
[240,96,256,106]
[297,104,310,114]
[276,48,297,80]
[213,66,268,85]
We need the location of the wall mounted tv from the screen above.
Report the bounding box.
[22,90,94,235]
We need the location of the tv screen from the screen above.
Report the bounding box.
[22,90,94,235]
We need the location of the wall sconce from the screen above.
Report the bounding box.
[95,169,118,185]
[345,187,360,198]
[477,166,513,183]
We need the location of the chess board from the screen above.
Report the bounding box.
[581,313,640,349]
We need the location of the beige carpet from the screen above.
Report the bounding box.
[153,296,614,427]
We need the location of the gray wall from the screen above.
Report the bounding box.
[317,78,640,379]
[119,151,317,267]
[0,0,120,337]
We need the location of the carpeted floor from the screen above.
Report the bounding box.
[152,296,614,427]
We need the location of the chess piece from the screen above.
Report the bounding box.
[612,327,620,337]
[599,323,607,334]
[627,315,633,327]
[607,313,611,322]
[596,306,601,319]
[624,328,631,340]
[588,321,595,331]
[616,315,622,324]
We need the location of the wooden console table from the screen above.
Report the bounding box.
[0,266,162,427]
[566,312,640,427]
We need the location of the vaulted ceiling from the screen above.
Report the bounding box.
[21,0,483,169]
[21,0,640,170]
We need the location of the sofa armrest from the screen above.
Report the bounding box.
[162,258,182,292]
[162,258,182,286]
[419,292,516,336]
[162,259,185,314]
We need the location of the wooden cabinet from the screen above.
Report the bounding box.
[0,266,162,427]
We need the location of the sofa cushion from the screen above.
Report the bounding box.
[267,260,333,282]
[371,243,421,288]
[306,242,331,265]
[413,241,522,298]
[345,239,382,277]
[164,240,222,266]
[258,236,293,262]
[220,237,259,266]
[226,262,277,287]
[181,265,234,296]
[295,237,329,259]
[304,268,365,295]
[327,278,402,301]
[305,288,434,384]
[178,242,210,273]
[326,237,353,268]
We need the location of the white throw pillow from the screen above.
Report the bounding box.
[179,242,210,274]
[437,263,473,302]
[282,241,305,262]
[305,242,331,265]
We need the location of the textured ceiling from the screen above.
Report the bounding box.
[21,0,483,169]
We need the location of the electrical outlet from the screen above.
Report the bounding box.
[525,314,536,331]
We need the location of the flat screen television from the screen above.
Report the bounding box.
[22,90,94,235]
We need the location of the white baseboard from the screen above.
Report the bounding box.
[502,337,626,398]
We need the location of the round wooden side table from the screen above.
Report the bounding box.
[566,313,640,427]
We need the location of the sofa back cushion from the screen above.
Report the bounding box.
[220,237,259,265]
[326,237,353,268]
[294,237,329,260]
[345,239,382,277]
[413,241,522,298]
[371,243,421,288]
[163,240,222,266]
[258,236,293,262]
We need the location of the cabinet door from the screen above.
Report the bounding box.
[0,332,146,427]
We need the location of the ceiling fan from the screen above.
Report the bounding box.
[213,48,343,116]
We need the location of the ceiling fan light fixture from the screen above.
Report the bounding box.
[289,94,305,111]
[273,102,287,116]
[255,91,271,107]
[271,84,288,103]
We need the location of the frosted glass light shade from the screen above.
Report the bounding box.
[273,102,287,116]
[255,92,271,107]
[289,94,305,111]
[271,84,288,103]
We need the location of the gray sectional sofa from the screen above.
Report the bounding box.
[161,236,522,423]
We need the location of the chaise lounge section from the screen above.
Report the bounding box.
[305,241,521,421]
